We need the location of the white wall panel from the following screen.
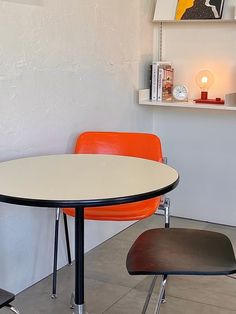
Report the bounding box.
[151,17,236,225]
[0,0,154,293]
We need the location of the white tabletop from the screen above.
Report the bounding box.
[0,154,179,207]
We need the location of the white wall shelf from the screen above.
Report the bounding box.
[139,89,236,111]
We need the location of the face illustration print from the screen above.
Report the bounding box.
[205,0,220,18]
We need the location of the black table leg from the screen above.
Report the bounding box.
[74,206,87,314]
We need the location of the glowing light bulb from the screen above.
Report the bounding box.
[196,70,214,99]
[194,69,224,104]
[201,76,208,84]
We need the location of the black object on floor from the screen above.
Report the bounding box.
[0,288,19,313]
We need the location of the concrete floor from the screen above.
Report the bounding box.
[6,215,236,313]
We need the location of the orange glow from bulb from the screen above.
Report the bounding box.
[196,70,214,91]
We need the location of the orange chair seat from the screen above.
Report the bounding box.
[63,197,160,221]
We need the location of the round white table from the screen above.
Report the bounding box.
[0,154,179,314]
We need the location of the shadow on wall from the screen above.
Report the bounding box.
[1,0,43,5]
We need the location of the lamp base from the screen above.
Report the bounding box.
[194,98,224,105]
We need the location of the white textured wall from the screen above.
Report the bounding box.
[149,4,236,225]
[154,108,236,225]
[0,0,154,293]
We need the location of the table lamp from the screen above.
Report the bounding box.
[194,70,224,104]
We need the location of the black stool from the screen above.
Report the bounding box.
[0,289,19,313]
[126,228,236,314]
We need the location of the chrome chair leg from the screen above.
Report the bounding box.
[157,197,170,228]
[162,198,170,303]
[63,213,72,265]
[155,197,170,303]
[6,304,20,314]
[154,276,167,314]
[70,292,75,309]
[159,157,170,229]
[52,207,61,298]
[141,276,158,314]
[163,198,170,229]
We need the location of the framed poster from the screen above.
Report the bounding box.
[153,0,177,21]
[175,0,225,20]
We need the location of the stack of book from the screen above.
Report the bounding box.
[150,61,174,102]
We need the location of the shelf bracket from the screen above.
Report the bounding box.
[158,22,163,61]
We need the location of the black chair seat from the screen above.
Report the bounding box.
[0,288,15,308]
[126,228,236,276]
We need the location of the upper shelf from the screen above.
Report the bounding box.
[139,90,236,111]
[153,0,236,23]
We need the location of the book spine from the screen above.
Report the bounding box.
[151,63,158,101]
[149,65,152,100]
[157,68,164,102]
[162,68,174,102]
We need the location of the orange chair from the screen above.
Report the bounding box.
[52,132,170,297]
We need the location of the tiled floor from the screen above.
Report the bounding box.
[6,215,236,313]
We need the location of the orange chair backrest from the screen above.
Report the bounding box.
[63,131,163,221]
[74,131,163,162]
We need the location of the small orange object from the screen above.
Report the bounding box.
[194,98,224,105]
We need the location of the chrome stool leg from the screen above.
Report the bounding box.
[154,276,167,314]
[142,276,158,314]
[6,304,20,314]
[161,274,167,304]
